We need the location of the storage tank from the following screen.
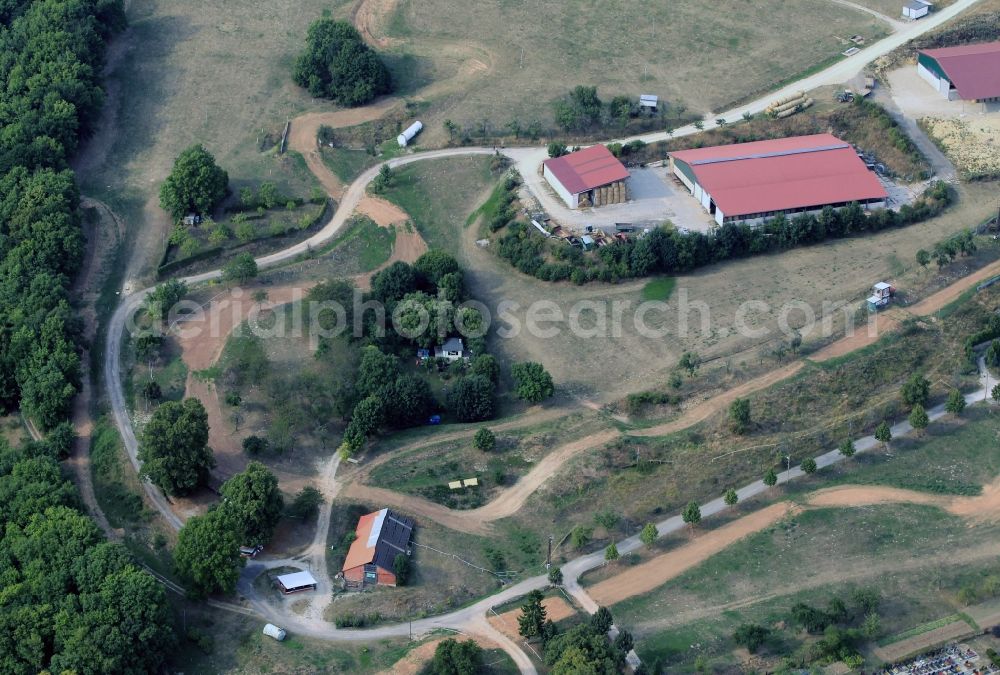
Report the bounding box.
[263,624,287,641]
[397,121,423,147]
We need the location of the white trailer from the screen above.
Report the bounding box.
[263,624,287,641]
[397,121,423,147]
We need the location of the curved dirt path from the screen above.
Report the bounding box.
[342,428,619,534]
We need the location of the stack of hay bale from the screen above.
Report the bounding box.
[765,91,814,119]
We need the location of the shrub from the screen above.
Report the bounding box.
[292,19,391,106]
[473,427,496,452]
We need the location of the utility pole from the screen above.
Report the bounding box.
[546,535,553,569]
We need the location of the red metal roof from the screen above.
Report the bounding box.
[670,133,886,218]
[543,145,629,194]
[920,41,1000,101]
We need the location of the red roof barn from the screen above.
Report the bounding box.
[668,133,887,226]
[917,41,1000,102]
[342,509,414,587]
[542,145,630,209]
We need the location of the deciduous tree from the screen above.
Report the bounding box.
[159,144,229,220]
[511,361,554,403]
[173,510,243,597]
[219,461,284,546]
[138,398,215,496]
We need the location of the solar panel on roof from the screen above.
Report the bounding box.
[689,143,850,166]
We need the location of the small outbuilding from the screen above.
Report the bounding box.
[275,570,318,594]
[902,0,929,19]
[542,145,630,209]
[434,337,465,361]
[639,94,659,110]
[342,508,414,587]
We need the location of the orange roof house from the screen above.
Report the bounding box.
[342,509,414,587]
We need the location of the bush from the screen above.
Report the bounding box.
[511,362,554,403]
[287,486,322,521]
[448,375,496,422]
[473,427,496,452]
[733,623,769,653]
[242,435,269,455]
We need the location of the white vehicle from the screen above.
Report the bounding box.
[263,623,287,641]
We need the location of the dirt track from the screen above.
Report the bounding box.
[342,428,620,534]
[589,478,1000,608]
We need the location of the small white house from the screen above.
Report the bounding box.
[639,94,658,110]
[397,121,423,147]
[902,0,929,19]
[434,337,465,361]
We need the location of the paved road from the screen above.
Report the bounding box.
[99,2,989,669]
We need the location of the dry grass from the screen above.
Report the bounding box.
[363,0,888,143]
[924,117,1000,180]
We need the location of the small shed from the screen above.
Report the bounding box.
[434,337,465,361]
[867,282,896,311]
[275,570,317,594]
[639,94,658,110]
[902,0,929,19]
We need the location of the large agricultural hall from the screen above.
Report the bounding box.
[668,133,888,227]
[542,144,630,209]
[916,41,1000,102]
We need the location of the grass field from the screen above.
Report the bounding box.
[347,0,887,143]
[641,277,676,302]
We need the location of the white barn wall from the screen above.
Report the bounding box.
[542,164,579,209]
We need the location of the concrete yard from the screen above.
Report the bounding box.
[887,66,1000,118]
[520,164,717,234]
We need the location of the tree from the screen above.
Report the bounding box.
[370,163,393,193]
[173,510,244,597]
[801,457,818,474]
[469,354,500,384]
[946,389,966,415]
[640,522,658,546]
[682,501,701,528]
[733,623,769,654]
[591,606,613,634]
[547,142,568,158]
[593,509,620,532]
[219,461,284,546]
[678,351,700,377]
[614,629,634,654]
[570,525,592,549]
[724,487,739,506]
[901,373,931,407]
[142,380,162,402]
[839,439,856,458]
[473,427,496,452]
[908,403,930,433]
[287,486,322,521]
[393,553,411,586]
[862,612,882,638]
[448,375,496,422]
[145,279,188,322]
[242,435,269,455]
[138,398,215,496]
[548,566,564,585]
[415,250,461,286]
[874,420,892,449]
[292,19,391,106]
[763,468,778,488]
[371,260,418,303]
[159,144,229,220]
[604,542,620,562]
[427,639,483,675]
[729,397,751,434]
[916,249,931,269]
[224,390,242,407]
[993,383,1000,403]
[518,589,547,639]
[222,252,258,285]
[511,361,554,403]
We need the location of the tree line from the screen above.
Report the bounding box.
[0,0,125,429]
[496,181,953,285]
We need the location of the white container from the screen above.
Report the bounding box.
[263,623,287,641]
[397,121,423,147]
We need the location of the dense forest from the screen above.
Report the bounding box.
[0,2,177,673]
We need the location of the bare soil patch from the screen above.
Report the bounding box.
[873,621,974,663]
[487,595,577,643]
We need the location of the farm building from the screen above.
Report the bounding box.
[902,0,929,19]
[668,133,887,227]
[542,145,630,209]
[275,570,317,594]
[342,508,414,587]
[917,41,1000,102]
